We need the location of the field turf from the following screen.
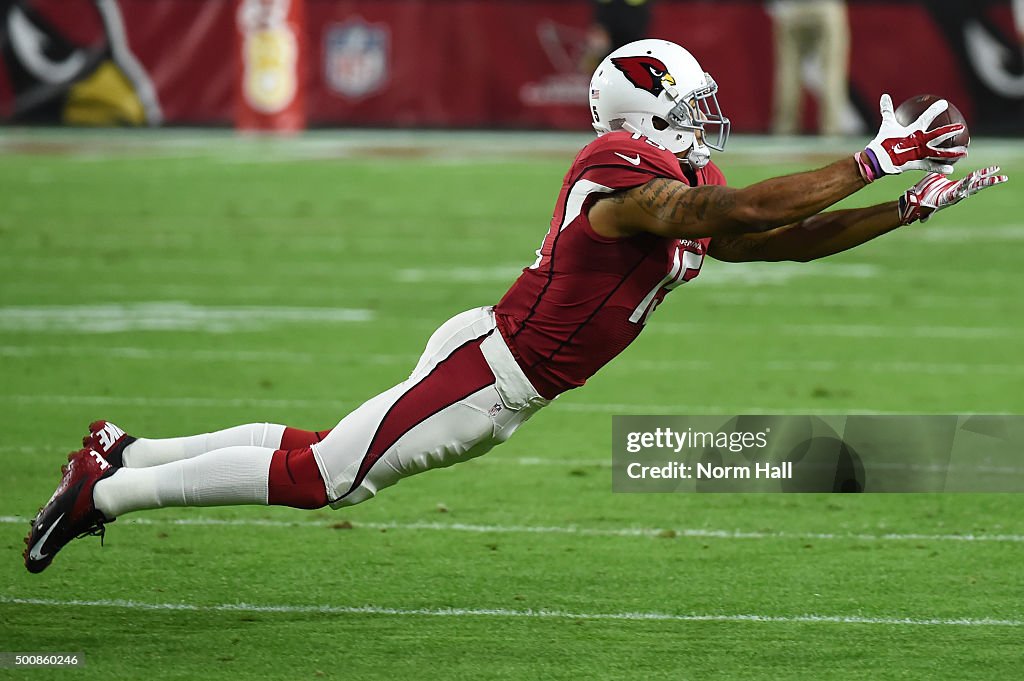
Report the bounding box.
[0,130,1022,680]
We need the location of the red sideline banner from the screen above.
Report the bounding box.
[0,0,1020,134]
[236,0,306,132]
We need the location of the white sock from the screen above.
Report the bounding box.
[93,446,275,518]
[122,423,286,468]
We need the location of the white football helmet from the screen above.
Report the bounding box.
[589,39,730,169]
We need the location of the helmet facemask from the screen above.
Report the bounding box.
[658,74,730,169]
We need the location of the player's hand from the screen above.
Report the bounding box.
[898,165,1008,225]
[856,94,968,182]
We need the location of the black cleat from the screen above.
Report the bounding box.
[24,448,116,574]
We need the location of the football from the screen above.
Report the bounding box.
[894,94,970,162]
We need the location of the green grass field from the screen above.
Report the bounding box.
[1,129,1022,680]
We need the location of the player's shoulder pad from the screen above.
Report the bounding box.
[576,132,684,190]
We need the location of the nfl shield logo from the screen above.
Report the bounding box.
[325,19,389,99]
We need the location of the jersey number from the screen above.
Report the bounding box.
[629,246,704,325]
[630,131,667,150]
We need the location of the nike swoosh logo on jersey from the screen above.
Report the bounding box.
[614,152,641,166]
[29,513,64,561]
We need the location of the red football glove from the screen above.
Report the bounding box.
[856,94,968,183]
[898,166,1008,225]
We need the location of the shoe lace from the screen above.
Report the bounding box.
[74,514,109,546]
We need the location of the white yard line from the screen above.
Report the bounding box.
[695,291,1014,310]
[0,596,1018,627]
[0,303,373,333]
[914,225,1024,242]
[0,394,335,410]
[1,515,1021,544]
[396,265,528,283]
[4,345,1023,377]
[479,456,610,467]
[0,394,945,415]
[0,445,609,467]
[620,357,1024,377]
[649,321,1022,340]
[0,301,1019,338]
[3,282,1017,311]
[5,128,1024,164]
[0,344,414,366]
[395,262,883,285]
[4,449,1020,476]
[0,446,41,454]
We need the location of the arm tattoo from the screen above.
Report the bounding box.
[709,234,771,261]
[634,178,738,226]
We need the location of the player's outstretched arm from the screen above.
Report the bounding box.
[707,201,903,263]
[591,95,968,241]
[708,166,1008,263]
[592,158,865,239]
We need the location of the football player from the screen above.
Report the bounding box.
[25,39,1006,572]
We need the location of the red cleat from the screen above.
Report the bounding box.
[24,448,116,574]
[82,420,135,468]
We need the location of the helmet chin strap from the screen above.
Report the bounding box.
[682,142,711,170]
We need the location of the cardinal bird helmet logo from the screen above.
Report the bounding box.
[610,56,676,98]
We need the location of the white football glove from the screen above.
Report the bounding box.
[856,94,969,182]
[898,165,1008,225]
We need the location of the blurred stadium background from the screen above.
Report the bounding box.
[1,1,1023,679]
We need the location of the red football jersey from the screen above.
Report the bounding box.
[494,131,727,399]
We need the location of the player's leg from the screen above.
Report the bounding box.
[25,308,543,572]
[89,307,531,514]
[83,420,332,468]
[27,416,361,573]
[817,0,849,137]
[324,379,539,508]
[771,4,802,135]
[314,308,545,507]
[24,442,328,573]
[90,443,328,517]
[24,316,466,574]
